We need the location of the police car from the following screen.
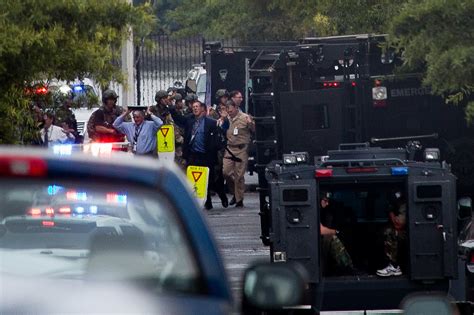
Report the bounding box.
[264,140,473,313]
[0,147,306,314]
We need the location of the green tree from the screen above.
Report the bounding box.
[167,0,319,41]
[0,0,156,144]
[389,0,474,122]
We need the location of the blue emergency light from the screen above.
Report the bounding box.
[391,167,408,176]
[73,85,84,92]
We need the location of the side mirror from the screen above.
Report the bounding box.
[458,197,473,220]
[241,262,308,313]
[401,293,456,315]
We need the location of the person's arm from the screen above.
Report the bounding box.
[169,106,187,128]
[147,107,164,131]
[246,114,256,133]
[320,223,337,236]
[113,109,130,133]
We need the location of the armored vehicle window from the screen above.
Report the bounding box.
[302,104,329,130]
[416,185,442,199]
[282,189,308,202]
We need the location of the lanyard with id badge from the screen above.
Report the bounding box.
[132,123,144,153]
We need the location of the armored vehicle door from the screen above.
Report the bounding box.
[278,88,347,158]
[270,179,320,283]
[408,175,457,279]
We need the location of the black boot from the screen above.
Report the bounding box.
[229,196,236,206]
[220,194,228,208]
[204,199,213,210]
[235,200,244,208]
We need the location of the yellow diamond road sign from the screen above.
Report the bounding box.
[157,125,175,153]
[186,165,209,199]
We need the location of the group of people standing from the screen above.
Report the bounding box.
[85,87,255,210]
[32,85,255,210]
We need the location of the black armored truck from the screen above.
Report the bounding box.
[265,140,473,312]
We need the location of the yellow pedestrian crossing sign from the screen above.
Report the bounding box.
[157,125,175,153]
[186,165,209,200]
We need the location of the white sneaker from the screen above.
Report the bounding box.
[376,264,402,277]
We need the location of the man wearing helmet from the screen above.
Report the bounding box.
[150,90,184,165]
[86,89,125,142]
[209,89,229,121]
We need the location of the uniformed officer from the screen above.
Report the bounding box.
[223,100,255,207]
[319,194,355,276]
[184,93,198,115]
[151,90,184,164]
[209,89,229,120]
[54,90,80,143]
[86,89,125,142]
[173,93,186,169]
[377,193,407,277]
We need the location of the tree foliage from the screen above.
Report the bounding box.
[166,0,473,122]
[0,0,156,144]
[389,0,474,122]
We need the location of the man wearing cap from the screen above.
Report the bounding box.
[223,99,255,207]
[86,89,125,142]
[113,107,163,156]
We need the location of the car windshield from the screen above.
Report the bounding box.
[0,179,201,295]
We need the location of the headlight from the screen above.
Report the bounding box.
[424,148,440,161]
[372,86,387,100]
[283,154,297,165]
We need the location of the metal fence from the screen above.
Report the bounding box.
[135,34,239,105]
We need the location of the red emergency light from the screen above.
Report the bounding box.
[315,169,333,178]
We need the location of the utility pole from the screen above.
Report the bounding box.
[121,0,135,107]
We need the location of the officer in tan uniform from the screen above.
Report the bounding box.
[223,100,255,207]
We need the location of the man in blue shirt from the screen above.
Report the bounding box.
[113,107,163,156]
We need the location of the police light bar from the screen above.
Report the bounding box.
[315,169,333,178]
[391,167,409,176]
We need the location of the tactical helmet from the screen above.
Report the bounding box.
[155,90,168,102]
[102,89,118,103]
[184,93,198,102]
[173,94,183,101]
[167,87,177,94]
[215,89,229,101]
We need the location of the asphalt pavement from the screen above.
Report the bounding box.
[204,191,269,302]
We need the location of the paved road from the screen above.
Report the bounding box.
[205,192,269,301]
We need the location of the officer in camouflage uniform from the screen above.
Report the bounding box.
[150,90,184,164]
[320,194,355,275]
[172,93,186,169]
[54,91,80,143]
[184,93,197,115]
[377,193,407,277]
[86,89,125,142]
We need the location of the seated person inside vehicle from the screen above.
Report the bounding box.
[319,183,408,278]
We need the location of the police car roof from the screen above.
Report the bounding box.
[0,146,185,188]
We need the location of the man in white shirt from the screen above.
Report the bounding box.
[40,112,75,147]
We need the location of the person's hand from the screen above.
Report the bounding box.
[246,114,254,124]
[124,107,131,116]
[146,106,153,116]
[220,109,228,118]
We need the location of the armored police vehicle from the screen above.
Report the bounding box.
[266,139,472,312]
